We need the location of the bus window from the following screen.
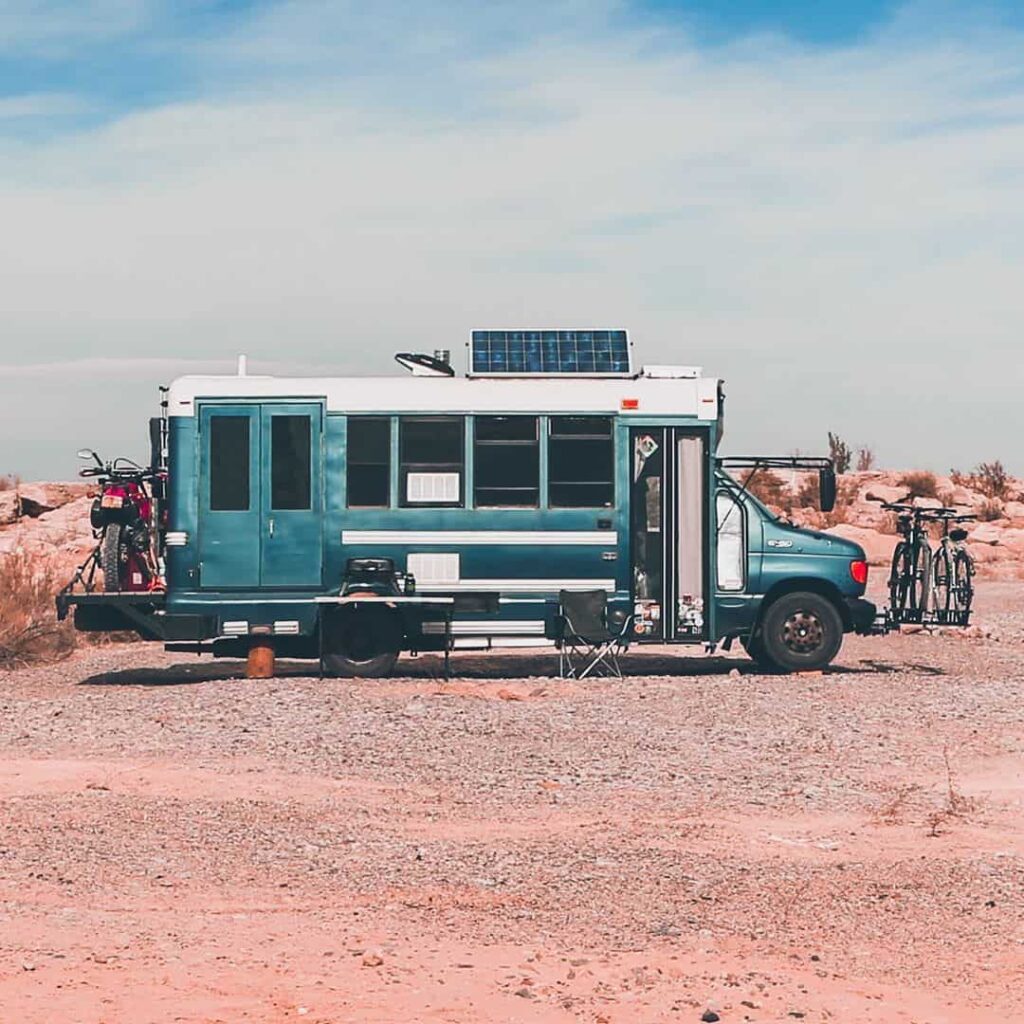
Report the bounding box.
[271,415,312,510]
[716,490,746,591]
[209,415,251,511]
[548,416,614,508]
[347,417,391,507]
[474,416,539,507]
[400,417,464,506]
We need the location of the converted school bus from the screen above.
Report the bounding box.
[66,332,877,674]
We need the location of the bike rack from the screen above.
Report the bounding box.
[871,606,972,634]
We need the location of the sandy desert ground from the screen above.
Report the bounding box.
[1,583,1022,1023]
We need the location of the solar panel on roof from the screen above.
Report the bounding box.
[468,330,632,377]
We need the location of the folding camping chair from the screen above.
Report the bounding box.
[557,589,632,679]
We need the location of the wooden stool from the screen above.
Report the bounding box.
[246,638,275,679]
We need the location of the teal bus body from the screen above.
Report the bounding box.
[162,388,872,662]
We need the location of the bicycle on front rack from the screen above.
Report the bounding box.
[883,503,933,624]
[882,502,977,627]
[930,510,976,624]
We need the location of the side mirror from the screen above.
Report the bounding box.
[819,465,837,513]
[76,448,95,461]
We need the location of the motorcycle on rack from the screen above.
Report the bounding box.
[77,449,167,592]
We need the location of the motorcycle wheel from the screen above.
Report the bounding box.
[101,524,128,593]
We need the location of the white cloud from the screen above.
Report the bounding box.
[1,1,1023,478]
[0,0,153,54]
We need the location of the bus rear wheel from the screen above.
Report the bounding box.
[322,606,401,678]
[757,591,843,673]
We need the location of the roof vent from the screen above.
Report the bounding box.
[642,365,701,379]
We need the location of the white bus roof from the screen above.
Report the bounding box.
[167,367,721,420]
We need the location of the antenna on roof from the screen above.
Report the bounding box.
[237,355,248,377]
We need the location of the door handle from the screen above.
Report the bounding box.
[268,517,275,538]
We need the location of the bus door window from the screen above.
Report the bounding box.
[631,430,664,638]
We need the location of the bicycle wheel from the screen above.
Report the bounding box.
[951,548,974,617]
[931,543,952,618]
[909,542,932,615]
[889,542,911,619]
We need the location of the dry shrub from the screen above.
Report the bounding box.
[977,498,1004,522]
[878,512,901,535]
[796,474,858,525]
[827,432,852,474]
[951,461,1011,500]
[899,470,938,499]
[926,746,976,837]
[855,446,876,472]
[973,460,1010,499]
[742,469,792,512]
[0,474,19,492]
[0,551,75,668]
[874,782,923,825]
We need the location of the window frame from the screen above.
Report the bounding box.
[346,416,392,509]
[399,415,465,508]
[473,415,541,508]
[715,488,748,593]
[208,414,251,512]
[270,413,313,511]
[547,415,615,509]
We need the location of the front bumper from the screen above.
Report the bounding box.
[845,596,878,635]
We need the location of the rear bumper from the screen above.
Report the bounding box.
[845,596,877,635]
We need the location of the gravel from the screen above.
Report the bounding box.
[0,582,1021,1022]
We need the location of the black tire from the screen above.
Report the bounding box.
[322,606,401,678]
[932,544,952,616]
[100,524,126,593]
[758,591,844,673]
[889,542,911,618]
[951,549,974,615]
[910,542,932,614]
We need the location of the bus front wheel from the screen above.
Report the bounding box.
[755,591,843,674]
[322,606,401,678]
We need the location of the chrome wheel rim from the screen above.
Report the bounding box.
[781,610,825,654]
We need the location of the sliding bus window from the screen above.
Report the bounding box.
[347,417,391,508]
[548,416,614,508]
[400,417,464,507]
[474,416,539,507]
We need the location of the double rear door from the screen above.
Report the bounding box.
[197,402,323,589]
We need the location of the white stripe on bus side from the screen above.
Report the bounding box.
[421,620,546,636]
[341,530,616,546]
[415,579,615,593]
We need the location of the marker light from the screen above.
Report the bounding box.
[850,560,869,585]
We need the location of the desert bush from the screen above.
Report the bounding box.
[974,460,1010,499]
[977,498,1004,522]
[899,470,938,499]
[797,475,859,525]
[926,746,977,837]
[0,551,75,668]
[742,469,792,512]
[855,446,876,472]
[0,474,18,492]
[827,432,852,474]
[951,460,1011,500]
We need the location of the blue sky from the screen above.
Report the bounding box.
[1,1,1023,477]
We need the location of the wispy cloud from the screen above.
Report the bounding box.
[1,1,1022,478]
[0,0,154,54]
